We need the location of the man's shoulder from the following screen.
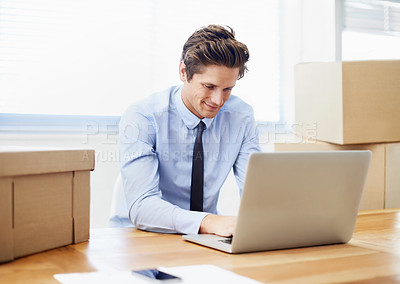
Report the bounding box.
[220,95,255,117]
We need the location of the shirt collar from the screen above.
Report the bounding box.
[174,85,214,130]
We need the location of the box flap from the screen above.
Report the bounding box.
[14,219,73,258]
[0,178,14,263]
[385,143,400,208]
[13,172,74,258]
[73,216,90,243]
[0,147,95,177]
[73,171,90,243]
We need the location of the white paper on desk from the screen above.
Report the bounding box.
[161,264,261,283]
[54,264,261,284]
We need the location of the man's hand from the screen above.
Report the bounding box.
[199,214,237,237]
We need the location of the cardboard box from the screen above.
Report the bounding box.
[0,147,95,263]
[295,60,400,145]
[274,141,400,211]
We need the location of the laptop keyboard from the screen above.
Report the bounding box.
[218,237,233,244]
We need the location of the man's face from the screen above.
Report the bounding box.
[179,62,239,119]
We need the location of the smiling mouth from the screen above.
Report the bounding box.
[203,101,219,110]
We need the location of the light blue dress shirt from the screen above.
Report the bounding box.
[118,85,261,234]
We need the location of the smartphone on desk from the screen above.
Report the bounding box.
[132,269,182,282]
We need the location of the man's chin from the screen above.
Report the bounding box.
[196,105,221,119]
[202,113,218,119]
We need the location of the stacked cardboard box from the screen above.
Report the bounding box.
[275,60,400,211]
[0,147,95,263]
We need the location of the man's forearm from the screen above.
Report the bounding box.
[129,195,209,235]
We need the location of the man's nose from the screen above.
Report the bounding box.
[210,89,224,106]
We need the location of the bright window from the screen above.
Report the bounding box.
[342,0,400,60]
[0,0,280,122]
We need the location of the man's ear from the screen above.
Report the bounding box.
[179,61,187,82]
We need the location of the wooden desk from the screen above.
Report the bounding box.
[1,209,399,284]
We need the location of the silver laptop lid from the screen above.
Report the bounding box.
[231,151,371,253]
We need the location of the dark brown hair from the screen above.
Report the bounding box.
[181,25,249,81]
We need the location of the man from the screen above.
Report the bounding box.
[118,25,261,237]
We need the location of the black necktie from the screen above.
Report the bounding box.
[190,121,205,211]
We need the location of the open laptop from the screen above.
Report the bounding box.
[183,151,371,253]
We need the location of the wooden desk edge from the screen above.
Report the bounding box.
[358,208,400,216]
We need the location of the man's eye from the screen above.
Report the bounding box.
[205,85,214,89]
